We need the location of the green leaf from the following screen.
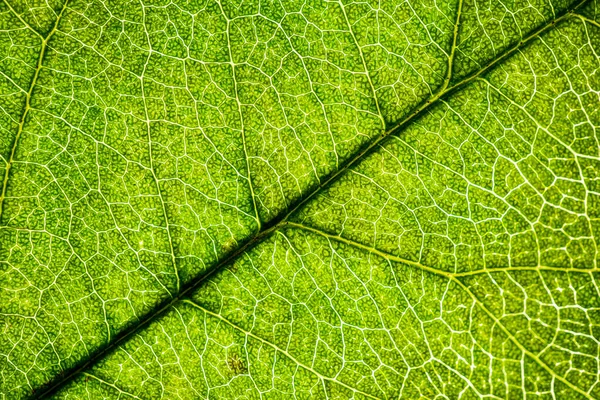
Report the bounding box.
[0,0,598,398]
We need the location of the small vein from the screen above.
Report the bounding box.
[337,0,386,128]
[81,373,142,399]
[140,1,179,294]
[1,0,44,40]
[287,221,454,279]
[181,299,383,400]
[574,13,600,28]
[217,0,261,229]
[442,0,464,92]
[287,222,600,277]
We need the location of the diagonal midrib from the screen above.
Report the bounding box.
[35,1,592,398]
[0,0,69,222]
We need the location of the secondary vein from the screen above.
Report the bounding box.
[0,0,70,221]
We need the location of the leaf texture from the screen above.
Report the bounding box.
[0,0,598,398]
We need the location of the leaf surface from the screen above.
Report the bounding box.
[0,0,598,398]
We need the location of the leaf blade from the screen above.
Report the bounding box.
[1,0,598,398]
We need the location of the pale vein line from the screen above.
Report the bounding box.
[217,0,261,229]
[140,0,179,293]
[181,300,383,400]
[1,0,44,39]
[82,373,142,399]
[454,266,600,276]
[575,13,600,28]
[0,0,69,221]
[337,0,386,127]
[442,0,464,92]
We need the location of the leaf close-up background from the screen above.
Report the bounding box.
[0,0,599,398]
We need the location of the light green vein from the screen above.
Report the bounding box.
[1,0,43,39]
[576,13,600,27]
[337,0,385,127]
[218,0,261,229]
[442,0,464,92]
[139,1,179,293]
[81,373,141,400]
[181,299,383,400]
